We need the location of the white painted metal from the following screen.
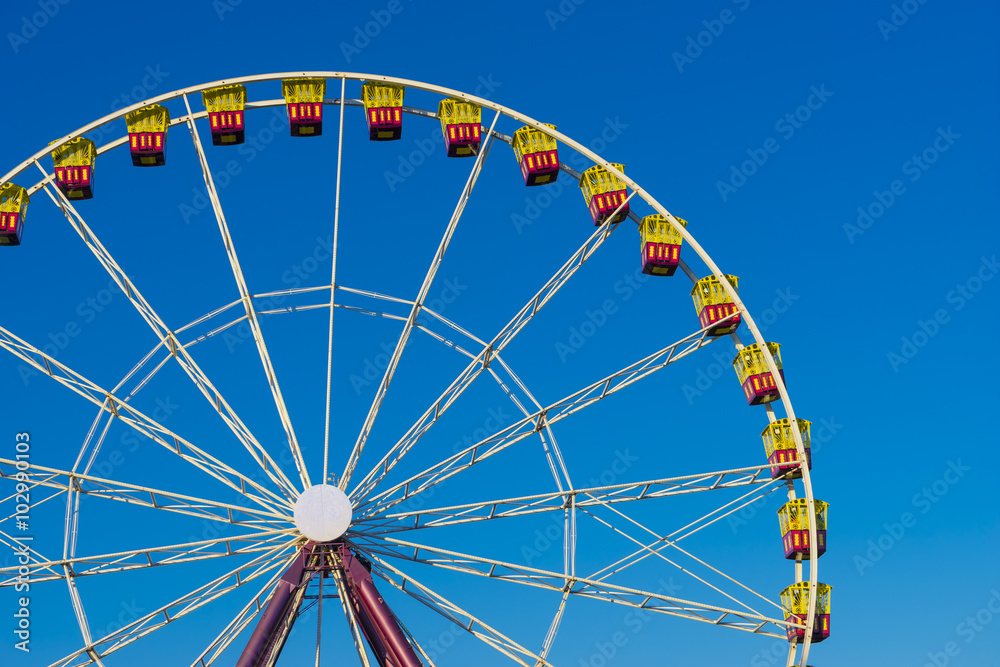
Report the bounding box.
[0,72,821,665]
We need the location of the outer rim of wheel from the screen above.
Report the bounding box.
[2,71,821,666]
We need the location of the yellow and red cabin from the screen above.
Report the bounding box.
[0,183,29,246]
[511,123,559,186]
[690,274,741,335]
[733,342,784,406]
[579,163,628,225]
[640,214,687,276]
[202,84,246,146]
[362,82,404,141]
[780,582,831,644]
[777,499,828,560]
[439,98,481,157]
[126,104,170,167]
[283,78,325,137]
[50,137,96,200]
[762,418,812,479]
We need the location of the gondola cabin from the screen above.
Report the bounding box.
[126,104,170,167]
[362,82,404,141]
[579,164,628,225]
[50,137,96,199]
[283,78,325,137]
[732,342,784,406]
[202,84,246,145]
[640,214,687,276]
[777,499,828,560]
[690,274,741,335]
[0,183,28,246]
[511,123,559,186]
[762,418,812,479]
[780,582,831,644]
[438,98,481,157]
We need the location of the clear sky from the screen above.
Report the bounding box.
[1,1,998,666]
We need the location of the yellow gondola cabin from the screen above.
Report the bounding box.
[51,137,96,199]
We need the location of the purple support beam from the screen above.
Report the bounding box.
[340,546,424,667]
[236,547,310,667]
[236,542,423,667]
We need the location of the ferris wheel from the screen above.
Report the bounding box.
[0,72,829,667]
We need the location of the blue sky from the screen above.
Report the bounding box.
[1,1,998,665]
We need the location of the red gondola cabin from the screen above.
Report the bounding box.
[362,82,404,141]
[733,342,784,406]
[780,582,831,644]
[640,214,687,276]
[283,78,325,137]
[51,137,96,200]
[762,418,812,479]
[579,164,628,225]
[512,124,559,186]
[439,98,481,157]
[777,499,828,560]
[0,183,29,246]
[126,105,170,167]
[690,274,741,335]
[203,84,246,146]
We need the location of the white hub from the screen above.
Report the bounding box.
[293,484,353,542]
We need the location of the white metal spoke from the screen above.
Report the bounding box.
[182,94,310,492]
[579,499,783,613]
[347,209,640,507]
[355,463,776,535]
[1,529,294,586]
[575,505,766,617]
[364,553,554,666]
[356,321,732,518]
[0,327,293,515]
[46,542,299,667]
[0,458,288,535]
[34,172,299,502]
[340,109,502,491]
[587,482,787,583]
[364,537,790,639]
[323,77,347,487]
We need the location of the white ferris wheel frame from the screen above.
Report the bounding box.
[0,71,822,667]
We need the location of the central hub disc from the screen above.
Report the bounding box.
[293,484,352,542]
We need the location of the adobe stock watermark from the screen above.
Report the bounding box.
[671,0,752,73]
[213,0,242,20]
[576,577,682,667]
[887,254,996,372]
[716,84,833,202]
[877,0,930,41]
[7,0,71,54]
[178,107,289,225]
[521,449,638,566]
[543,0,586,30]
[843,126,960,243]
[84,66,171,147]
[511,116,630,235]
[914,588,1000,667]
[348,277,468,394]
[854,459,970,576]
[553,266,648,363]
[680,287,799,405]
[15,276,132,386]
[382,75,502,191]
[389,404,517,516]
[339,0,413,62]
[222,234,334,353]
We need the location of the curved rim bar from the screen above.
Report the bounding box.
[2,71,820,665]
